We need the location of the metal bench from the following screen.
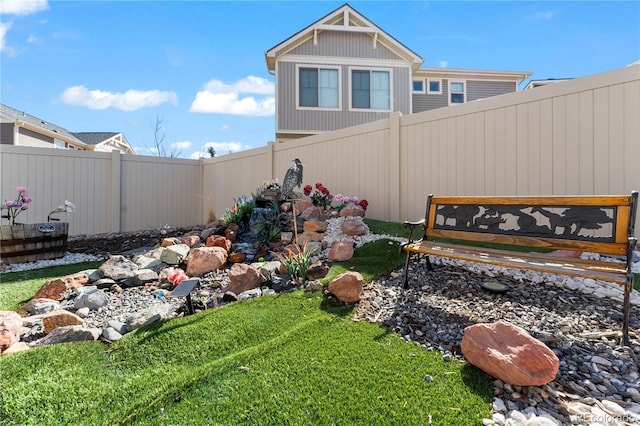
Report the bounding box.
[401,192,638,345]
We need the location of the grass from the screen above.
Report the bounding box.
[0,289,492,425]
[0,261,103,312]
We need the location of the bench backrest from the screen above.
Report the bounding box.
[423,193,638,256]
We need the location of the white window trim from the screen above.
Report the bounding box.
[412,79,425,94]
[448,80,467,105]
[348,66,393,113]
[295,64,342,111]
[427,78,442,95]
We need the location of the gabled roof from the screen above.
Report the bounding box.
[72,132,120,146]
[265,3,423,71]
[0,103,86,146]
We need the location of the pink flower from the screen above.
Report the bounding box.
[168,268,189,286]
[16,186,27,194]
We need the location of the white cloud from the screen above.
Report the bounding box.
[171,141,192,150]
[0,21,12,52]
[27,34,39,44]
[438,60,448,68]
[526,11,554,21]
[1,0,49,15]
[190,141,249,159]
[220,124,231,132]
[58,85,178,111]
[190,76,275,116]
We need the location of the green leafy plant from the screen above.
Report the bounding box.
[274,242,314,285]
[222,195,256,225]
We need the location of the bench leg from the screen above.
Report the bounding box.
[426,255,434,272]
[622,276,633,347]
[403,252,412,289]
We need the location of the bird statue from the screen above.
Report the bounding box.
[281,158,304,199]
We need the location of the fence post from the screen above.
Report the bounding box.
[267,141,275,180]
[110,149,122,232]
[389,112,402,222]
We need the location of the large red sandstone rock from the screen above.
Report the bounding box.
[328,241,354,261]
[328,272,363,303]
[226,263,265,295]
[32,278,68,301]
[186,246,228,276]
[297,231,323,247]
[206,235,232,253]
[461,320,559,386]
[341,219,367,236]
[0,311,23,352]
[42,310,84,334]
[303,220,328,233]
[294,197,313,214]
[181,235,201,248]
[300,206,324,220]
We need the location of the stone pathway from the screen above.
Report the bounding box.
[355,256,640,425]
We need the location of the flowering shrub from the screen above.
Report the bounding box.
[260,179,281,191]
[1,186,32,225]
[304,183,333,208]
[168,268,189,287]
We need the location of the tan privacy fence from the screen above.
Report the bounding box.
[1,64,638,236]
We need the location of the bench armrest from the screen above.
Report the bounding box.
[403,219,426,244]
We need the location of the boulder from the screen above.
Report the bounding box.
[181,235,201,247]
[228,252,246,263]
[74,289,109,310]
[304,219,328,233]
[22,298,61,315]
[132,269,159,286]
[225,223,239,243]
[0,311,23,352]
[297,231,323,247]
[2,341,30,355]
[294,197,313,214]
[206,235,232,253]
[305,241,323,256]
[340,203,365,217]
[99,255,139,280]
[226,263,265,295]
[32,278,67,301]
[42,310,85,334]
[341,219,367,236]
[33,326,101,346]
[133,255,164,271]
[461,320,560,386]
[307,261,330,280]
[160,244,191,265]
[328,272,363,303]
[162,237,178,247]
[300,206,324,220]
[62,273,89,290]
[328,241,355,261]
[186,246,228,276]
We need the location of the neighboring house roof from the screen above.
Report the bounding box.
[73,131,135,155]
[265,3,424,71]
[523,78,573,90]
[415,67,532,83]
[0,103,87,148]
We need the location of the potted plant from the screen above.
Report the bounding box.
[1,186,74,265]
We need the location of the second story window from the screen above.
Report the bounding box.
[427,79,442,94]
[412,79,425,93]
[450,81,466,104]
[351,69,391,110]
[299,67,339,108]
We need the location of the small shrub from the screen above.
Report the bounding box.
[274,242,313,285]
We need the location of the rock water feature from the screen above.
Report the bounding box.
[1,200,372,354]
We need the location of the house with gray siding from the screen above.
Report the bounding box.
[0,103,135,154]
[265,3,531,143]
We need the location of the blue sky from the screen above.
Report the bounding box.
[1,1,638,159]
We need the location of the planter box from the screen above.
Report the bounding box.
[0,222,69,265]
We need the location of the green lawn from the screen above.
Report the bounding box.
[0,290,492,425]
